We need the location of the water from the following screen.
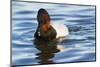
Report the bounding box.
[12,1,96,66]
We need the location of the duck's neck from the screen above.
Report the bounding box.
[39,25,50,32]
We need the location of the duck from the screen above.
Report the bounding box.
[34,8,69,41]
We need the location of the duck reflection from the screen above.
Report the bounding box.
[34,38,60,64]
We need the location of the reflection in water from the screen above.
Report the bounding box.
[12,1,96,65]
[34,38,60,64]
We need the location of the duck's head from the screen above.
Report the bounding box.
[37,8,51,31]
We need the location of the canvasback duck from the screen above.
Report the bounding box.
[34,8,69,40]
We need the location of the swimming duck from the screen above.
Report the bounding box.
[34,8,69,41]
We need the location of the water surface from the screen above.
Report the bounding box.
[12,1,96,66]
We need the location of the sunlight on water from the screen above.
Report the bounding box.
[12,1,96,66]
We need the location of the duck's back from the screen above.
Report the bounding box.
[51,22,69,38]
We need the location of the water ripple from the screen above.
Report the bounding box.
[12,1,96,65]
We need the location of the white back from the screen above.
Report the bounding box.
[51,22,69,38]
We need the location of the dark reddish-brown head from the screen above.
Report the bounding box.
[37,8,51,31]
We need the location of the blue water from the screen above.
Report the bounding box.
[12,1,96,66]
